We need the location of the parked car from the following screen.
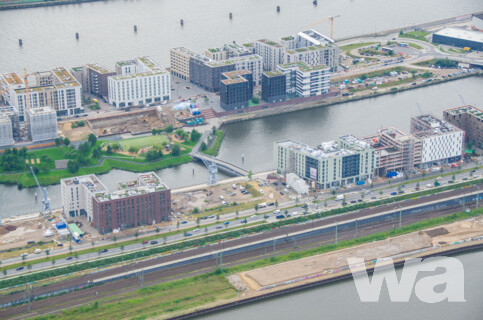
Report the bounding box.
[276,215,285,219]
[273,209,281,214]
[181,220,188,224]
[150,240,158,245]
[142,240,149,244]
[224,221,230,225]
[390,192,397,196]
[216,225,223,229]
[66,256,73,260]
[16,267,24,271]
[101,249,108,253]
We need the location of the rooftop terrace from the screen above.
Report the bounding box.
[257,39,284,48]
[412,114,461,138]
[445,105,483,120]
[51,67,76,83]
[85,63,114,74]
[1,73,23,85]
[96,172,167,202]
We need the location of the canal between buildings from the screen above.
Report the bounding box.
[1,77,482,218]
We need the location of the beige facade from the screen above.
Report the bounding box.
[170,47,197,81]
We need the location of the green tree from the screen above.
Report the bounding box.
[92,147,102,159]
[79,141,90,154]
[411,69,417,78]
[134,231,139,239]
[212,126,217,135]
[67,160,79,173]
[106,145,113,154]
[251,96,259,104]
[91,240,95,247]
[52,259,56,265]
[171,143,181,157]
[255,204,259,212]
[63,137,70,146]
[120,245,125,251]
[88,133,97,146]
[152,128,157,136]
[324,201,328,208]
[2,269,6,276]
[177,220,180,228]
[416,182,420,189]
[128,146,139,154]
[452,174,456,181]
[196,217,201,227]
[111,143,121,151]
[236,210,239,218]
[190,129,201,142]
[248,170,253,180]
[155,227,160,233]
[31,165,39,175]
[113,235,117,243]
[164,124,173,133]
[55,137,62,146]
[216,215,220,221]
[200,142,207,151]
[399,30,403,36]
[192,207,199,214]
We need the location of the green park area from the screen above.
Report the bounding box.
[0,128,203,188]
[399,30,430,42]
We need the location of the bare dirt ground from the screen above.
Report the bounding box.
[60,121,93,141]
[240,215,483,291]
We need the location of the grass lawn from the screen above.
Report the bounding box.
[105,135,169,151]
[400,31,430,42]
[408,42,423,50]
[32,274,236,320]
[202,130,224,157]
[339,42,379,54]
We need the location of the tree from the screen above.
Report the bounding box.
[111,143,121,151]
[416,182,420,189]
[196,217,201,227]
[88,133,97,146]
[40,163,50,174]
[67,160,79,173]
[379,191,383,196]
[248,170,253,180]
[324,201,328,208]
[19,147,27,157]
[152,128,157,136]
[92,147,102,159]
[106,145,113,154]
[452,174,456,181]
[69,244,73,254]
[251,96,259,104]
[63,137,70,146]
[31,166,39,175]
[236,210,239,218]
[2,269,6,276]
[113,235,117,243]
[212,126,217,135]
[134,231,139,239]
[216,215,220,221]
[192,207,199,214]
[45,249,50,257]
[176,221,180,229]
[190,129,201,142]
[399,30,403,36]
[255,204,259,212]
[411,69,417,78]
[79,141,90,154]
[128,146,139,154]
[360,74,368,80]
[164,124,173,133]
[27,264,32,271]
[55,137,62,146]
[200,142,207,151]
[155,227,160,233]
[91,240,95,247]
[163,236,167,244]
[52,259,56,265]
[120,245,125,252]
[275,200,278,208]
[171,143,181,157]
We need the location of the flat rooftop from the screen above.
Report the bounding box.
[85,63,114,74]
[221,70,251,85]
[257,39,284,48]
[97,172,167,202]
[62,174,108,195]
[1,73,23,85]
[445,105,483,120]
[278,61,328,73]
[278,136,371,160]
[51,67,76,83]
[412,114,461,138]
[28,106,55,115]
[298,29,334,46]
[263,70,284,77]
[434,27,483,43]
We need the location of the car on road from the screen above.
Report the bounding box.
[273,209,281,214]
[208,215,215,218]
[463,177,468,181]
[66,256,73,260]
[357,199,363,202]
[150,240,158,245]
[57,243,64,247]
[27,241,35,245]
[371,196,377,199]
[224,221,230,225]
[142,240,149,244]
[181,220,188,224]
[292,211,299,216]
[101,249,108,253]
[193,229,199,233]
[275,214,285,219]
[216,225,223,229]
[390,192,397,195]
[351,200,357,203]
[268,202,275,206]
[250,215,257,219]
[301,204,308,209]
[16,267,24,271]
[185,232,193,236]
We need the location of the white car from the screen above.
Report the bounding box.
[250,215,257,219]
[259,189,264,195]
[273,209,281,214]
[292,211,299,216]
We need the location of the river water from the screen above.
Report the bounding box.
[0,0,481,73]
[199,250,483,320]
[1,77,482,217]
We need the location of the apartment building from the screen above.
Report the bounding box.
[170,47,198,81]
[255,39,285,71]
[6,67,82,121]
[261,71,286,103]
[61,172,171,234]
[82,63,115,100]
[189,54,235,92]
[410,115,464,167]
[220,70,253,110]
[277,61,330,98]
[26,106,58,142]
[205,47,227,61]
[0,115,13,147]
[443,105,483,149]
[274,135,376,189]
[108,56,171,108]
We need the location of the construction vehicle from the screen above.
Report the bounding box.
[302,15,341,39]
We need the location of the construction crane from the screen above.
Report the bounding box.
[416,102,424,115]
[30,166,52,217]
[459,94,467,106]
[302,15,341,39]
[23,68,32,112]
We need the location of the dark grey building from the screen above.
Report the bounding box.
[432,28,483,51]
[220,70,253,110]
[83,64,115,100]
[262,71,286,103]
[189,56,235,92]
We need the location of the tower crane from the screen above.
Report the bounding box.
[302,15,341,39]
[30,166,52,217]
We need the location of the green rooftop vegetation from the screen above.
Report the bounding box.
[264,70,283,77]
[281,36,294,41]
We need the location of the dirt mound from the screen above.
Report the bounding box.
[0,225,17,235]
[425,227,449,237]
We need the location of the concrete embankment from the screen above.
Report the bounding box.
[0,0,103,10]
[168,241,483,320]
[219,72,482,126]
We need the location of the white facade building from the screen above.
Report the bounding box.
[277,61,330,98]
[410,115,464,166]
[108,56,171,108]
[61,175,107,219]
[275,135,376,189]
[2,68,82,121]
[255,39,285,71]
[26,106,58,142]
[229,54,263,86]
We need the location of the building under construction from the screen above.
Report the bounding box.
[26,106,58,142]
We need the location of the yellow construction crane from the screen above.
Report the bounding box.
[23,68,32,112]
[302,15,341,39]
